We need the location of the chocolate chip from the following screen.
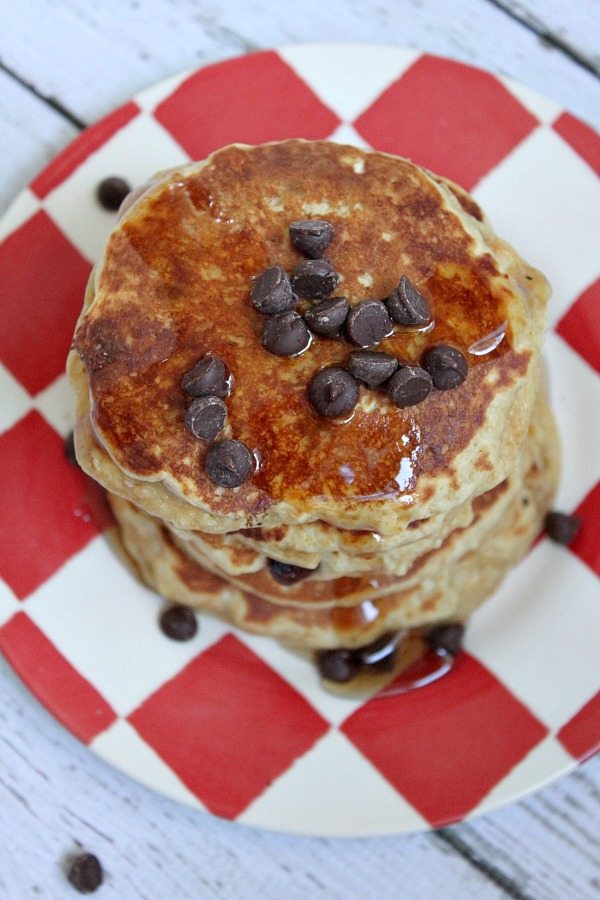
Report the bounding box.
[304,297,349,337]
[346,300,392,347]
[96,176,131,211]
[291,259,339,299]
[347,350,398,387]
[289,220,335,258]
[544,511,581,545]
[387,366,433,407]
[316,648,360,683]
[262,311,311,356]
[267,559,313,584]
[159,605,198,641]
[356,633,399,672]
[66,853,103,894]
[422,345,468,390]
[425,623,464,656]
[184,396,227,441]
[250,266,295,314]
[64,431,79,468]
[205,439,253,487]
[308,367,359,418]
[386,275,431,326]
[182,353,231,398]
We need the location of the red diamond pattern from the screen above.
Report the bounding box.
[568,482,600,577]
[553,111,600,178]
[341,653,548,825]
[0,412,104,599]
[557,691,600,761]
[354,55,538,190]
[154,50,340,161]
[556,277,600,374]
[0,612,116,742]
[128,634,329,818]
[0,211,91,394]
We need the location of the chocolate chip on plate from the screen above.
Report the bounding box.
[262,311,311,356]
[182,353,231,398]
[250,266,296,315]
[290,259,339,299]
[96,176,131,211]
[304,297,349,337]
[316,648,360,683]
[422,345,468,390]
[425,623,465,656]
[289,219,335,258]
[308,367,359,418]
[205,439,254,487]
[184,396,227,441]
[159,605,198,641]
[346,299,392,347]
[64,431,79,468]
[387,366,433,407]
[267,559,313,584]
[386,275,432,326]
[544,511,582,545]
[347,350,398,387]
[66,852,104,894]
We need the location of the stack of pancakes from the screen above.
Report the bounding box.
[68,140,558,665]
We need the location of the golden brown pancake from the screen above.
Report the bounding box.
[69,140,549,534]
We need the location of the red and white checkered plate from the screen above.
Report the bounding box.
[0,45,598,837]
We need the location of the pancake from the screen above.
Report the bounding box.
[108,394,558,650]
[69,140,549,535]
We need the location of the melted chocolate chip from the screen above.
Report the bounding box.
[205,439,254,488]
[66,853,103,894]
[289,219,335,258]
[347,350,398,387]
[304,297,349,337]
[184,396,227,441]
[386,275,431,326]
[387,366,433,407]
[544,511,582,545]
[250,266,295,314]
[291,259,339,299]
[96,176,131,211]
[182,353,231,398]
[262,311,311,356]
[425,623,464,656]
[308,367,359,418]
[422,345,468,390]
[316,648,360,683]
[159,605,198,641]
[346,300,392,347]
[267,559,313,584]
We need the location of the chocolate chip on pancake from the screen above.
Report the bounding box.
[386,275,432,326]
[96,176,131,211]
[160,604,198,641]
[422,345,468,390]
[544,511,581,545]
[205,439,254,488]
[267,559,313,584]
[387,366,433,407]
[182,352,231,398]
[347,350,398,387]
[250,266,296,314]
[184,396,227,441]
[66,852,104,894]
[308,367,359,418]
[304,297,349,337]
[289,219,335,258]
[262,311,311,356]
[425,623,464,656]
[291,259,339,298]
[316,648,360,683]
[346,300,392,347]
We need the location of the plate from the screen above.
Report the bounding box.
[0,45,598,837]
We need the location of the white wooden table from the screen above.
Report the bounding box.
[1,2,599,897]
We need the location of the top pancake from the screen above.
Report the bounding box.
[71,140,549,533]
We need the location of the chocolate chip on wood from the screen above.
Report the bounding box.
[66,853,104,894]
